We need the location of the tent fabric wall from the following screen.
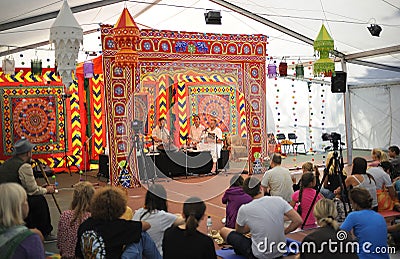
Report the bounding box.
[350,84,400,149]
[266,78,345,152]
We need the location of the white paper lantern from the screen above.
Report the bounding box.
[2,56,15,75]
[50,0,83,87]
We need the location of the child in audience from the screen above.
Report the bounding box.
[132,184,184,255]
[333,192,352,223]
[293,162,320,192]
[76,186,160,259]
[57,181,95,259]
[222,174,252,228]
[299,199,358,259]
[0,183,45,259]
[162,197,217,259]
[341,188,389,259]
[290,172,322,229]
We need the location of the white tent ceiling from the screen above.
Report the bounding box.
[0,0,399,84]
[0,0,399,151]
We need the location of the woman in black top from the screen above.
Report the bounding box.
[162,197,217,259]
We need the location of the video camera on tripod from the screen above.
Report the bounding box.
[322,132,342,149]
[301,131,351,229]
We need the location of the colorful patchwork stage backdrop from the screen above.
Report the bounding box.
[101,8,268,187]
[0,68,107,171]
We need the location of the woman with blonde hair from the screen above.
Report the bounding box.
[299,199,357,259]
[320,151,347,199]
[0,183,45,259]
[370,148,389,167]
[57,181,95,259]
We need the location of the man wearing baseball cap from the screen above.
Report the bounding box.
[0,137,56,241]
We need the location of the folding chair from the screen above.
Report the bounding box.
[288,133,305,154]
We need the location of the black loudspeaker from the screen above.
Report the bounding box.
[331,71,347,93]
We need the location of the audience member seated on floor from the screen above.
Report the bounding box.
[0,183,45,259]
[262,153,294,202]
[57,181,95,259]
[132,184,184,256]
[220,176,303,259]
[162,197,217,259]
[367,161,399,212]
[290,173,323,229]
[320,151,347,199]
[333,191,352,223]
[298,199,358,259]
[389,145,400,180]
[369,148,389,167]
[292,162,320,192]
[0,138,55,240]
[341,188,389,259]
[75,186,160,259]
[345,157,378,211]
[222,173,252,229]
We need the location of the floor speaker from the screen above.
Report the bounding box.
[331,71,347,93]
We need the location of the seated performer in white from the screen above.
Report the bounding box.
[188,115,206,148]
[205,117,223,173]
[151,118,171,150]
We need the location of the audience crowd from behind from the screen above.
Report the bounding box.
[220,176,302,259]
[0,182,45,259]
[221,173,252,228]
[75,186,160,259]
[0,138,55,240]
[132,184,184,255]
[299,198,358,259]
[162,196,217,259]
[262,153,294,202]
[290,172,323,229]
[341,188,389,259]
[57,181,95,259]
[345,157,378,211]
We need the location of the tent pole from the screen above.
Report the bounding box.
[341,59,353,165]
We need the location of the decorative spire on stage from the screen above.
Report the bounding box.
[113,8,141,67]
[50,0,83,87]
[313,24,335,77]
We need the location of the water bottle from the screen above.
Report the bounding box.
[206,216,213,236]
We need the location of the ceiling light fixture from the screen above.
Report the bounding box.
[367,19,382,37]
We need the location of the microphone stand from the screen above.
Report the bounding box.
[215,134,219,174]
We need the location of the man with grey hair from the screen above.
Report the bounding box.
[261,153,294,202]
[0,138,56,241]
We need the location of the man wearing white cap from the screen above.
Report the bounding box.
[0,137,56,241]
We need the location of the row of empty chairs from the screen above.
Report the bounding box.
[276,133,306,154]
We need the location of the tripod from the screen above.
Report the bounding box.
[301,137,351,229]
[61,92,79,176]
[82,133,94,180]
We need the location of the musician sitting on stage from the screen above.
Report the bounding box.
[188,115,205,148]
[152,118,170,144]
[206,117,223,173]
[0,138,56,241]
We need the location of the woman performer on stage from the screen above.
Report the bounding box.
[206,117,223,173]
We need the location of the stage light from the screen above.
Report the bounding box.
[204,10,222,25]
[367,24,382,37]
